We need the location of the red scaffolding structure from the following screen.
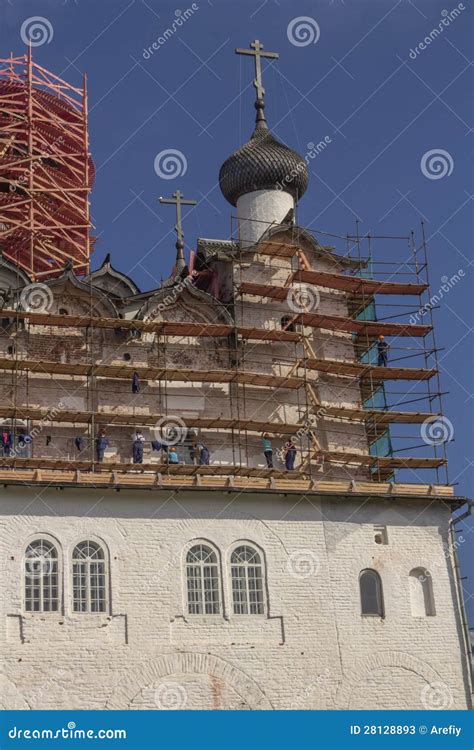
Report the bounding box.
[0,48,94,279]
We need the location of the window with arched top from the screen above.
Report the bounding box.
[186,544,220,615]
[72,541,108,613]
[409,568,435,617]
[359,569,384,617]
[24,538,60,613]
[231,545,265,615]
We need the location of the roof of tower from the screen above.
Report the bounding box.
[219,102,309,207]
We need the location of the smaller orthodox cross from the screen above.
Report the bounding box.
[159,190,197,249]
[235,39,279,102]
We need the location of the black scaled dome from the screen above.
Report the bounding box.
[219,104,309,207]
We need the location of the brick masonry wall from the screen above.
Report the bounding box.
[0,487,471,710]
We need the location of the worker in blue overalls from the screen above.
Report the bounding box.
[132,430,145,464]
[377,335,390,367]
[95,429,108,463]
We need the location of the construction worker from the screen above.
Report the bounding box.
[262,433,273,468]
[284,438,297,471]
[131,430,145,464]
[168,447,179,464]
[198,443,210,465]
[377,334,389,367]
[95,429,108,463]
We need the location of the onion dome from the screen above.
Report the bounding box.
[219,100,309,207]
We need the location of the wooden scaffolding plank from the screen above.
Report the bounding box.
[0,464,455,496]
[0,356,304,389]
[0,453,447,473]
[0,310,301,342]
[256,240,299,258]
[315,452,446,469]
[294,312,431,337]
[291,269,428,296]
[0,403,438,429]
[306,358,437,381]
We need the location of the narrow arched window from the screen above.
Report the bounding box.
[186,544,220,615]
[72,541,108,613]
[24,538,60,613]
[409,568,435,616]
[231,545,264,615]
[359,569,384,617]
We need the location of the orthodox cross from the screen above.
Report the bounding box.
[235,39,279,102]
[159,190,197,248]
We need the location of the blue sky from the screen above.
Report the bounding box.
[2,0,473,621]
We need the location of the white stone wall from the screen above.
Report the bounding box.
[0,487,470,710]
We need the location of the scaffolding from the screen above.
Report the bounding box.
[230,214,449,485]
[0,209,451,494]
[0,49,94,279]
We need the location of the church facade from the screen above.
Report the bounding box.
[0,42,471,711]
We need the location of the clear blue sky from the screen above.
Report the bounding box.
[2,0,473,621]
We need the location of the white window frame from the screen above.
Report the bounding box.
[23,536,61,614]
[71,540,109,614]
[185,542,221,616]
[230,544,265,616]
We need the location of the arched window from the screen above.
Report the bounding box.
[72,541,108,613]
[359,569,384,617]
[24,538,60,613]
[231,545,264,615]
[186,544,220,615]
[409,567,435,617]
